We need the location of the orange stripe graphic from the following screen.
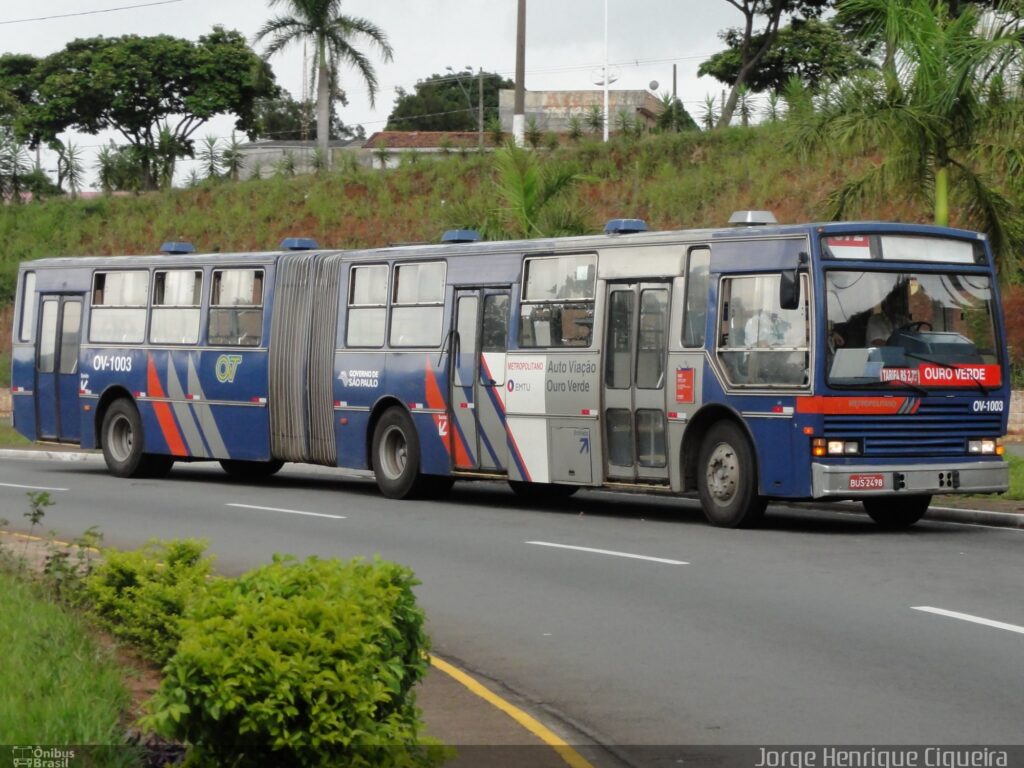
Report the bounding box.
[796,396,907,415]
[147,355,188,456]
[425,359,471,467]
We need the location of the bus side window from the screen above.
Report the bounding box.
[18,272,36,342]
[89,271,149,344]
[682,247,710,348]
[151,270,202,345]
[717,274,808,388]
[519,254,596,348]
[389,261,446,348]
[347,264,388,347]
[209,269,264,347]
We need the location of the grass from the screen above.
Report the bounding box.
[1003,453,1024,500]
[0,420,29,446]
[0,570,131,748]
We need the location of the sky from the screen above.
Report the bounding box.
[1,0,743,184]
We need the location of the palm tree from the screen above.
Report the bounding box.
[255,0,393,165]
[793,0,1024,267]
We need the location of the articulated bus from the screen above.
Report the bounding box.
[10,214,1009,528]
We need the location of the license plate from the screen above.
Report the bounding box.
[848,473,885,490]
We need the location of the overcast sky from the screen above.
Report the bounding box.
[1,0,742,183]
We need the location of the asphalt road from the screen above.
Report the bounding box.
[1,457,1022,765]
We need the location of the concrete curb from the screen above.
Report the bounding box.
[0,448,102,462]
[2,448,1022,530]
[924,505,1024,530]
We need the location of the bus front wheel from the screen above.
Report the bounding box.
[863,495,931,529]
[697,421,766,528]
[371,407,423,499]
[101,399,174,479]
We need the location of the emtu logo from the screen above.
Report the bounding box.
[215,354,243,383]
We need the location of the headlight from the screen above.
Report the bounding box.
[968,439,998,455]
[813,438,861,456]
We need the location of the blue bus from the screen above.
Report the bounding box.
[10,214,1009,528]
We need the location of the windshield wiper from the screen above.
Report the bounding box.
[901,351,989,396]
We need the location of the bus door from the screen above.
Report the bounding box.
[35,295,83,442]
[450,288,511,471]
[602,282,670,482]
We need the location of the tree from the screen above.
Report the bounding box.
[256,0,393,164]
[385,70,513,131]
[0,54,39,128]
[655,94,699,132]
[222,133,245,181]
[253,92,363,140]
[20,29,275,190]
[0,129,32,201]
[198,136,223,180]
[794,0,1024,269]
[479,144,588,238]
[711,0,832,128]
[700,18,872,94]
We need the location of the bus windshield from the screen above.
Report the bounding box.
[825,270,1001,388]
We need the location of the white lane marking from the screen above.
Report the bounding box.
[226,503,345,520]
[912,606,1024,636]
[0,482,68,492]
[526,541,688,565]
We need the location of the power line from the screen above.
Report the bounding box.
[0,0,185,26]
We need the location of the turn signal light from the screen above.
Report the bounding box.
[812,438,826,457]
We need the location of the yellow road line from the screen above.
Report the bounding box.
[429,655,595,768]
[2,530,101,553]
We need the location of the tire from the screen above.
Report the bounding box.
[508,481,579,500]
[219,459,284,481]
[371,407,424,499]
[101,399,174,479]
[863,495,930,530]
[696,421,766,528]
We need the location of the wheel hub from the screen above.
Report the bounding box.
[706,442,738,505]
[109,415,133,463]
[380,425,408,479]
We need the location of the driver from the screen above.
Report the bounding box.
[866,292,909,345]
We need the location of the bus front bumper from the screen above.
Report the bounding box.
[811,460,1009,499]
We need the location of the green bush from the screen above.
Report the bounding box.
[144,555,439,768]
[84,539,214,663]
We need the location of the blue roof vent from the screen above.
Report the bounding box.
[281,237,319,251]
[604,218,648,235]
[160,241,196,255]
[441,229,482,243]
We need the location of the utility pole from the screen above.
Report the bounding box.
[513,0,526,146]
[478,68,484,148]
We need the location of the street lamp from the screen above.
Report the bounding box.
[446,66,484,148]
[603,0,609,143]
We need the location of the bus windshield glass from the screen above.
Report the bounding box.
[825,270,1001,389]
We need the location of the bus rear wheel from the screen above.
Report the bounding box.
[219,459,284,481]
[697,421,766,528]
[863,495,931,529]
[371,407,424,499]
[101,399,174,479]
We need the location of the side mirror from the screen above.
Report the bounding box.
[779,269,800,310]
